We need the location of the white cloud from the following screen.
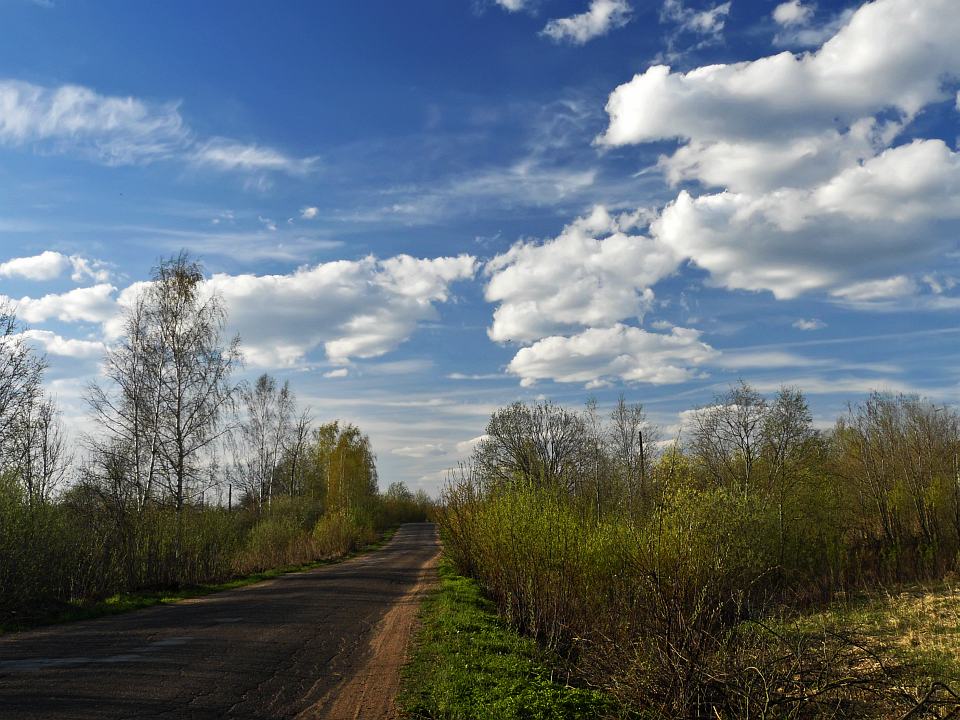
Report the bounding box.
[923,274,957,296]
[713,350,824,369]
[750,375,922,396]
[507,323,716,387]
[598,0,960,302]
[456,435,489,455]
[601,0,960,149]
[774,7,855,48]
[191,138,316,175]
[4,253,475,370]
[208,254,477,367]
[0,78,313,175]
[495,0,528,11]
[831,275,917,303]
[652,141,960,299]
[793,318,825,331]
[391,443,447,458]
[0,251,70,281]
[0,80,186,164]
[68,256,111,283]
[485,206,678,343]
[21,329,104,359]
[5,284,117,324]
[773,0,814,26]
[541,0,632,45]
[657,0,731,60]
[0,251,111,283]
[661,0,731,35]
[300,206,319,220]
[323,368,349,378]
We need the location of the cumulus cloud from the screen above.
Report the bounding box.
[482,206,716,387]
[5,252,475,370]
[598,0,960,302]
[541,0,632,45]
[0,78,312,174]
[5,284,117,324]
[21,329,105,359]
[0,251,110,282]
[600,0,960,149]
[774,6,856,48]
[0,251,70,281]
[652,141,960,299]
[300,206,319,220]
[495,0,528,10]
[485,206,678,343]
[507,324,716,387]
[773,0,814,26]
[208,254,477,366]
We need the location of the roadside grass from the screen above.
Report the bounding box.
[0,527,397,635]
[794,580,960,682]
[398,560,622,720]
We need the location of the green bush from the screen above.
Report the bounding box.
[313,507,376,557]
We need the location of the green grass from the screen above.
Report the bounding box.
[0,527,397,635]
[398,560,621,720]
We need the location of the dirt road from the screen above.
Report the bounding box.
[0,522,440,719]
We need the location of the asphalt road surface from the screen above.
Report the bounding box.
[0,522,440,720]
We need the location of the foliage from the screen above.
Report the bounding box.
[0,269,432,627]
[399,560,618,720]
[438,389,960,717]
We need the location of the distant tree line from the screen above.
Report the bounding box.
[0,253,429,622]
[441,384,960,717]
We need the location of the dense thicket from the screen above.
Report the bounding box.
[440,387,960,717]
[0,255,430,624]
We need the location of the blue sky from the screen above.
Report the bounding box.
[1,0,958,491]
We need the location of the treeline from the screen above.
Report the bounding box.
[0,254,429,622]
[440,384,960,717]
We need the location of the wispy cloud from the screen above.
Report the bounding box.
[541,0,632,45]
[191,138,317,175]
[0,79,314,177]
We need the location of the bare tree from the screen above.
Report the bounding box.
[0,303,46,473]
[87,253,240,557]
[14,397,70,505]
[282,408,312,497]
[231,374,295,511]
[609,394,660,516]
[762,386,817,561]
[689,381,768,497]
[87,293,165,513]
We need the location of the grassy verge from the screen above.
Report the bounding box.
[0,527,398,635]
[398,559,620,720]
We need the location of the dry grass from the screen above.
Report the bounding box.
[800,582,960,681]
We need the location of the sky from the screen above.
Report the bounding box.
[1,0,958,493]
